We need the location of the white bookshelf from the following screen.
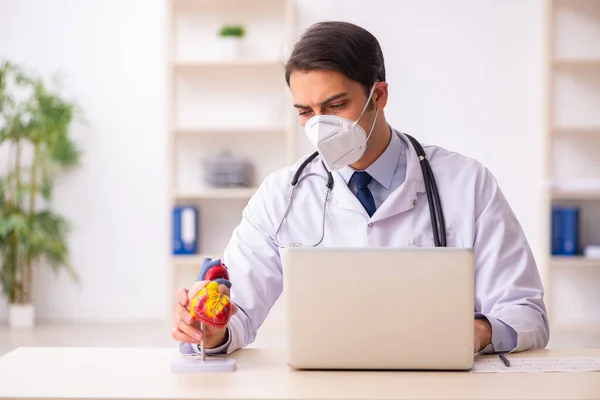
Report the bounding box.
[543,0,600,333]
[166,0,297,298]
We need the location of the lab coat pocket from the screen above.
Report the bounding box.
[408,232,465,248]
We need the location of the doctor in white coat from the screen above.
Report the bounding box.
[173,21,549,356]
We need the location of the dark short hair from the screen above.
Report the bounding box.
[285,21,386,95]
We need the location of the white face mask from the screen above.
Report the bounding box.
[303,84,379,171]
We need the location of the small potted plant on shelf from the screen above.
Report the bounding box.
[217,24,246,59]
[0,60,81,328]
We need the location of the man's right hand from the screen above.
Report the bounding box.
[172,281,236,349]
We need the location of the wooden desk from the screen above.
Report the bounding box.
[0,347,599,400]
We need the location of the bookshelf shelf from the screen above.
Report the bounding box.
[174,59,283,71]
[551,256,600,268]
[172,254,221,267]
[553,59,600,67]
[552,322,600,334]
[175,126,287,136]
[172,0,288,10]
[551,188,600,200]
[175,187,258,200]
[553,127,600,137]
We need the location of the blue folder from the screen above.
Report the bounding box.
[172,206,198,255]
[551,206,579,256]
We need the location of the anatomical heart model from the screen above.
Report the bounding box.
[189,258,234,328]
[170,257,237,372]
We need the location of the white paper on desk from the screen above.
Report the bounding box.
[470,357,600,373]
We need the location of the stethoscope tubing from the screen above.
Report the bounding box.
[276,133,446,248]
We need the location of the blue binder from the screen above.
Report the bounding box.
[172,206,198,255]
[551,206,579,256]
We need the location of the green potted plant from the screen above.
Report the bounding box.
[217,24,246,59]
[0,60,81,328]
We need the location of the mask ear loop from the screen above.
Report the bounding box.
[363,109,379,144]
[354,83,379,149]
[351,83,378,128]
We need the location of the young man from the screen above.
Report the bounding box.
[172,21,549,356]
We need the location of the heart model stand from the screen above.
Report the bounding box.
[170,258,237,372]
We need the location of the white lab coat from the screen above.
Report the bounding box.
[219,129,549,355]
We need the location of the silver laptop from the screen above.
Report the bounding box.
[280,247,475,370]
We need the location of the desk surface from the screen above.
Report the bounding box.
[0,347,599,400]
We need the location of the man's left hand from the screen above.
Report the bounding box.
[474,319,492,353]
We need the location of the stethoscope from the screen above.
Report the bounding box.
[274,133,446,248]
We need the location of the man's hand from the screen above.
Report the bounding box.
[172,281,237,349]
[474,318,492,353]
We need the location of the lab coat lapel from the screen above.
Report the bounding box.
[370,130,427,223]
[330,171,371,216]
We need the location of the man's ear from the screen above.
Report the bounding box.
[373,82,389,110]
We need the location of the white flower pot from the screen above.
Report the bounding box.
[218,37,242,60]
[8,303,35,328]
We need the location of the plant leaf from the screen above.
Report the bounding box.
[0,213,29,238]
[0,248,22,302]
[22,210,77,281]
[50,129,80,167]
[40,180,52,200]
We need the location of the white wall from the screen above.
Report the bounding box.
[0,0,169,322]
[0,0,546,323]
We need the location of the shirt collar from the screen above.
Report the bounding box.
[338,126,403,190]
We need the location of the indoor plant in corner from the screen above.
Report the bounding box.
[0,61,81,328]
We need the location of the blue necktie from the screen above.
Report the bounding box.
[351,171,376,217]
